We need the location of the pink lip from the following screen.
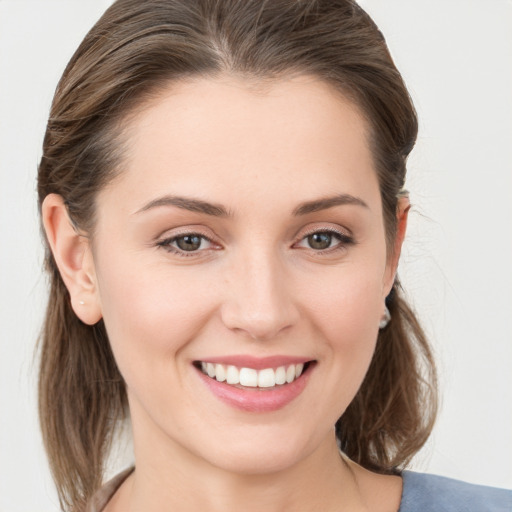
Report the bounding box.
[196,355,311,370]
[195,361,314,413]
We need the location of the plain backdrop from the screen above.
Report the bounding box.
[0,1,511,510]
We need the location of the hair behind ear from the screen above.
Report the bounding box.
[336,281,437,473]
[38,263,126,512]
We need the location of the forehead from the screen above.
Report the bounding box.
[101,75,379,215]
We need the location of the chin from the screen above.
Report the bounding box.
[189,424,325,476]
[210,447,304,476]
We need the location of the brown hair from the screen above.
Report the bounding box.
[37,0,437,510]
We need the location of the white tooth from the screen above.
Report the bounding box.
[206,362,216,378]
[226,365,240,384]
[215,364,226,382]
[295,363,304,378]
[286,365,295,383]
[201,362,207,374]
[239,367,258,387]
[275,366,286,385]
[258,368,276,388]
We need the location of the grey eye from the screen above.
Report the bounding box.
[176,235,203,251]
[307,232,333,250]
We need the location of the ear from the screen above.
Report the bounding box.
[383,195,410,295]
[42,194,102,325]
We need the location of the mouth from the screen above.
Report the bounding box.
[193,360,314,390]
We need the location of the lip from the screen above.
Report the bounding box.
[196,355,311,370]
[195,358,315,413]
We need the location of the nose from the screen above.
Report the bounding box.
[220,248,300,341]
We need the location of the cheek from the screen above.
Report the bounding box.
[301,264,384,408]
[95,254,214,379]
[304,261,384,341]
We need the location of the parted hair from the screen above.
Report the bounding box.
[37,1,437,510]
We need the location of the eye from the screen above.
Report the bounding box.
[307,232,335,250]
[174,234,206,251]
[157,232,214,256]
[295,228,354,252]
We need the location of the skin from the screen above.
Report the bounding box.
[43,75,408,512]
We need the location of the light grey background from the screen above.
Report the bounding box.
[1,1,511,510]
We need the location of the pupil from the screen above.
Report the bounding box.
[309,233,331,250]
[177,235,201,251]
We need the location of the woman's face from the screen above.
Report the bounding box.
[90,75,397,474]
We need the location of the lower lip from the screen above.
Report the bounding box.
[196,365,313,413]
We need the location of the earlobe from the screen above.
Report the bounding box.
[42,194,102,325]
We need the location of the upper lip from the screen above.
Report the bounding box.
[194,355,314,370]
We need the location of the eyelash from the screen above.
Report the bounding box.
[296,227,355,254]
[156,231,216,257]
[156,228,355,258]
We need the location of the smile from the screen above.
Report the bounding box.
[198,361,308,388]
[194,356,315,412]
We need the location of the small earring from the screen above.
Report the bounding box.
[79,300,85,305]
[379,305,391,329]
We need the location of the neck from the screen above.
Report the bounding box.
[121,428,366,512]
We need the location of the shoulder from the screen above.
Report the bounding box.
[399,471,512,512]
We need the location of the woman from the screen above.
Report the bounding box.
[37,1,511,511]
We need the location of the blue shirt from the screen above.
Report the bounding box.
[400,471,512,512]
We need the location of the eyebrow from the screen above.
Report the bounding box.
[135,195,231,217]
[135,193,368,217]
[292,194,369,215]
